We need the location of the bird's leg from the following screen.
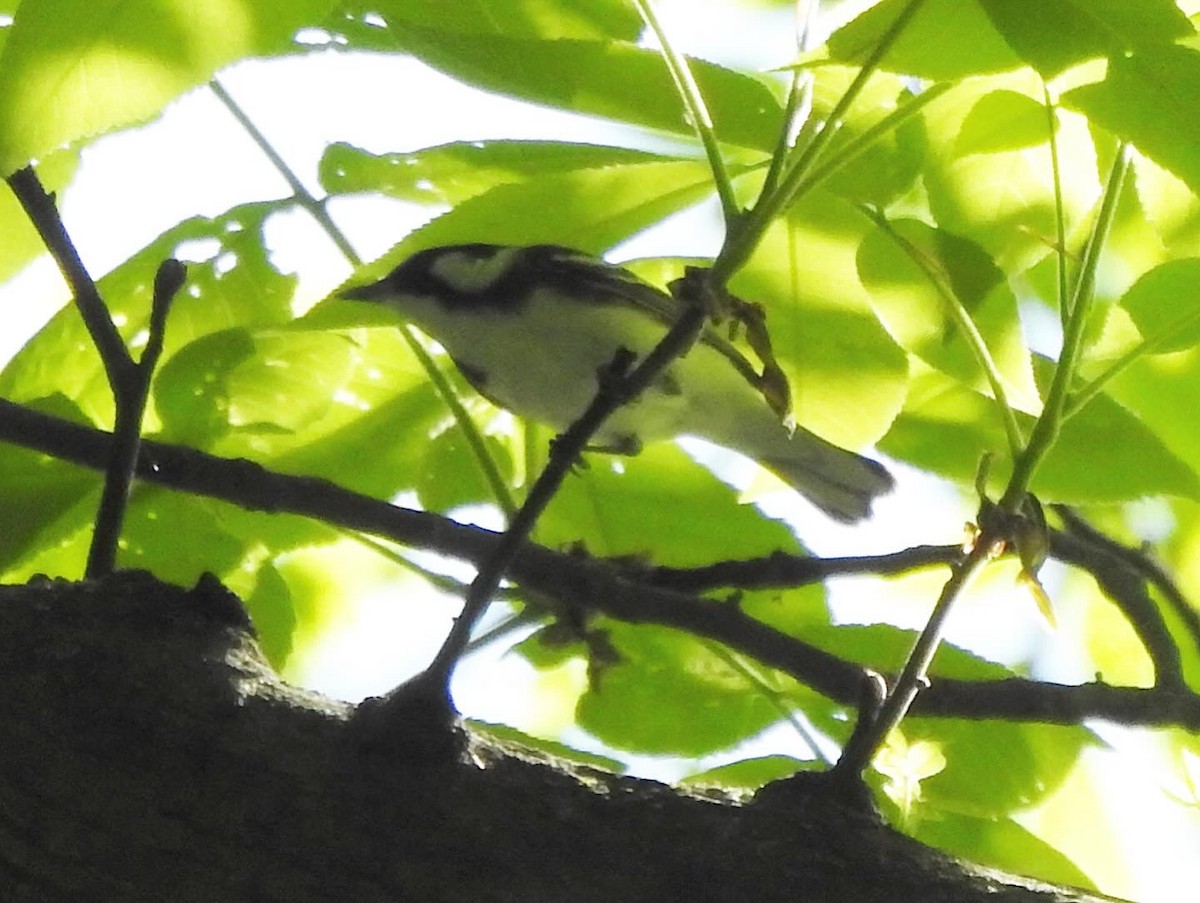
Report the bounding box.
[550,345,645,465]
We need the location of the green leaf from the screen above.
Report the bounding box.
[152,328,359,451]
[347,157,724,283]
[263,362,452,500]
[382,23,783,151]
[900,718,1091,817]
[825,0,1022,79]
[0,202,296,425]
[914,812,1095,889]
[857,217,1040,412]
[574,621,783,756]
[318,140,679,204]
[465,720,625,774]
[922,74,1101,273]
[242,561,297,669]
[0,0,338,173]
[1104,347,1200,476]
[1065,45,1200,196]
[979,0,1192,78]
[416,428,514,512]
[1130,155,1200,257]
[804,622,1014,681]
[118,489,251,586]
[1046,362,1200,502]
[370,0,642,41]
[681,755,811,792]
[803,67,931,208]
[1116,258,1200,353]
[539,443,804,567]
[954,89,1054,157]
[882,364,1200,501]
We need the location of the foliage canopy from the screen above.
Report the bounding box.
[2,1,1200,898]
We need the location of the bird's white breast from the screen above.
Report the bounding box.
[399,288,771,450]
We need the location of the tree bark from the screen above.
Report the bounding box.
[0,572,1120,902]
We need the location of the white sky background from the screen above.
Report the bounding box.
[1,3,1196,898]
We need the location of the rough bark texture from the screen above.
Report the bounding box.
[0,572,1120,902]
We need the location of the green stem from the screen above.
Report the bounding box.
[782,80,951,213]
[861,207,1024,460]
[1001,144,1130,510]
[634,0,739,227]
[210,79,516,518]
[1064,305,1200,420]
[712,0,931,285]
[760,0,820,199]
[1043,85,1070,328]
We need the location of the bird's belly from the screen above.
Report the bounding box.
[433,303,712,446]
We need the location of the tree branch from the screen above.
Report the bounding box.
[2,398,1198,732]
[5,167,184,578]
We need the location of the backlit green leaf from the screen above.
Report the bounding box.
[574,621,783,756]
[979,0,1192,78]
[0,0,337,173]
[383,23,783,151]
[825,0,1021,79]
[318,140,679,204]
[954,89,1054,157]
[857,217,1039,412]
[370,0,642,41]
[1116,258,1200,354]
[1065,46,1200,196]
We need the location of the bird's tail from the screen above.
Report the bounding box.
[693,389,893,522]
[758,431,894,522]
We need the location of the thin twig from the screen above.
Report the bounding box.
[5,167,134,391]
[1053,509,1195,684]
[5,166,186,577]
[86,259,186,576]
[642,544,960,592]
[833,535,1000,778]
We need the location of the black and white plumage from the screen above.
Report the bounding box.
[343,243,893,522]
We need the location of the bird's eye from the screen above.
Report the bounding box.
[431,248,520,294]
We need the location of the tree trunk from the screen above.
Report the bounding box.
[0,572,1119,902]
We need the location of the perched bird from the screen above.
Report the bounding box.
[342,243,893,522]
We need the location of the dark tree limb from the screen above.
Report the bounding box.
[0,572,1125,902]
[1054,505,1200,670]
[1,398,1199,732]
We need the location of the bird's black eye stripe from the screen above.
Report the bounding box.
[394,243,631,312]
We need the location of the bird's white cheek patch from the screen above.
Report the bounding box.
[431,247,522,293]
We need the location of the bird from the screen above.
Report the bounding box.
[341,243,893,522]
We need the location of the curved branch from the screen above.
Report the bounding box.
[2,398,1199,732]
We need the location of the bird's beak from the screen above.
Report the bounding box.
[340,279,388,302]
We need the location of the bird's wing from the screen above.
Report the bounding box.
[534,247,765,389]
